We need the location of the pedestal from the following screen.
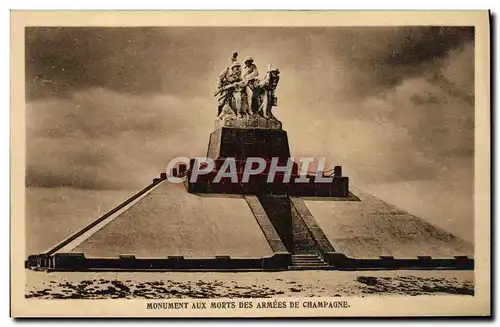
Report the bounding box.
[215,114,282,130]
[185,122,350,197]
[207,127,290,159]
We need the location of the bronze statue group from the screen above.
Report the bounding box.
[215,52,280,120]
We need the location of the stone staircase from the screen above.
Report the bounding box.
[289,254,329,270]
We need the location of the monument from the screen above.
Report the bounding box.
[195,54,349,197]
[25,55,474,272]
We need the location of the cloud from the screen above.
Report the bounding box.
[279,41,474,185]
[26,88,213,189]
[25,27,475,190]
[25,27,473,100]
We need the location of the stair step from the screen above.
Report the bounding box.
[291,263,328,266]
[288,265,330,270]
[292,255,325,263]
[292,261,325,265]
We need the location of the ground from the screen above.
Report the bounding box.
[25,270,474,299]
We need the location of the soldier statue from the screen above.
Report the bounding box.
[242,56,259,115]
[215,61,246,117]
[257,64,280,119]
[217,52,239,117]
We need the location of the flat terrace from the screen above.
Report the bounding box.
[61,180,274,259]
[305,187,473,259]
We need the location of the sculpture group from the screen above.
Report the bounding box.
[215,52,280,120]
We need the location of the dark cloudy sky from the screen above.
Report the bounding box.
[25,26,474,191]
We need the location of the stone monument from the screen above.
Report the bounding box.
[186,55,349,197]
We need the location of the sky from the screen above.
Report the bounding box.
[25,26,474,192]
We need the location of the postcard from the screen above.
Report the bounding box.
[11,10,490,317]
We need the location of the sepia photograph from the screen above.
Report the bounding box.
[10,10,490,317]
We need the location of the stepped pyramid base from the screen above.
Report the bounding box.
[25,178,474,272]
